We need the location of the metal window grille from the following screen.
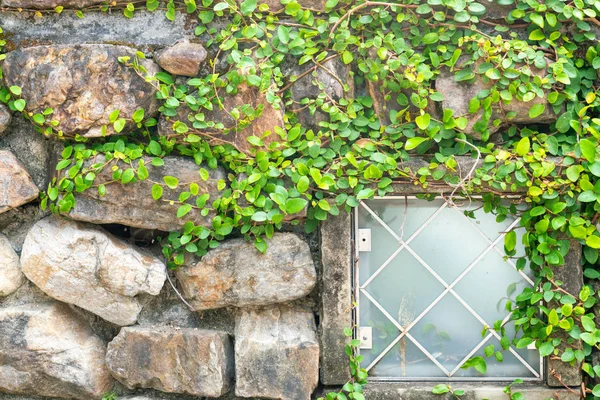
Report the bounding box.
[354,197,543,381]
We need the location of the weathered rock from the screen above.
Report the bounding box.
[288,58,354,130]
[3,44,159,137]
[65,155,225,231]
[176,233,316,310]
[0,105,11,135]
[0,203,48,252]
[2,0,105,8]
[0,114,62,190]
[0,150,39,214]
[0,302,112,399]
[106,327,233,397]
[436,57,556,139]
[0,233,24,297]
[156,40,207,77]
[20,216,166,326]
[235,305,320,400]
[245,0,326,11]
[159,84,284,154]
[480,0,515,20]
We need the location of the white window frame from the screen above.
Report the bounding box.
[352,195,544,382]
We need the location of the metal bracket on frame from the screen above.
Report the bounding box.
[359,326,373,349]
[358,228,371,252]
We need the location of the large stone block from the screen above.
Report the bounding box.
[156,40,207,77]
[0,233,24,297]
[176,233,316,310]
[0,150,39,215]
[20,216,166,326]
[235,305,320,400]
[106,327,233,397]
[435,57,555,139]
[0,105,10,135]
[65,155,225,231]
[3,44,159,137]
[320,212,352,385]
[159,84,284,154]
[0,302,112,399]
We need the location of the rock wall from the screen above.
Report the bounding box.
[0,1,556,400]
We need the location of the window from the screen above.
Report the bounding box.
[354,197,542,381]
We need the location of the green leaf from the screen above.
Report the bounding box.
[132,108,145,123]
[592,384,600,398]
[14,99,26,112]
[539,341,554,357]
[504,230,517,252]
[548,309,559,325]
[177,204,193,218]
[529,29,545,41]
[415,114,430,130]
[9,86,21,96]
[431,384,450,395]
[240,0,257,14]
[114,118,127,133]
[151,184,163,200]
[297,176,310,193]
[582,315,596,332]
[286,198,308,214]
[528,104,545,118]
[580,139,596,162]
[164,176,179,189]
[586,235,600,249]
[405,137,428,150]
[515,137,530,156]
[121,168,135,184]
[578,190,597,202]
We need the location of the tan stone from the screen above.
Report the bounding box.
[159,84,284,154]
[106,327,233,396]
[235,305,320,400]
[65,155,226,231]
[176,233,316,310]
[0,233,25,296]
[0,104,11,135]
[156,40,207,77]
[20,216,166,326]
[0,150,39,214]
[3,44,159,137]
[0,302,113,399]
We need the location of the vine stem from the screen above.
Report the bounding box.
[165,266,196,311]
[328,1,418,44]
[447,138,481,207]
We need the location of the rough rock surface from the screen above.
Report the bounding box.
[106,327,233,396]
[289,58,354,129]
[0,233,24,297]
[0,105,11,135]
[65,155,225,231]
[0,151,39,214]
[247,0,326,11]
[159,84,284,154]
[2,44,159,137]
[176,233,315,310]
[0,302,112,399]
[436,58,555,138]
[235,305,320,400]
[0,203,48,252]
[0,114,62,190]
[20,216,166,326]
[2,0,105,8]
[156,40,207,77]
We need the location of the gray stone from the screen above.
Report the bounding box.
[2,0,104,8]
[239,0,327,11]
[3,44,159,137]
[2,10,194,49]
[0,233,24,297]
[0,150,39,214]
[0,302,113,399]
[547,238,583,387]
[106,327,233,397]
[288,58,354,130]
[436,57,555,139]
[235,305,319,400]
[20,216,166,326]
[320,212,352,385]
[0,105,10,135]
[0,203,48,252]
[159,83,285,154]
[176,233,316,310]
[0,114,62,189]
[479,0,515,20]
[65,155,226,231]
[156,40,207,77]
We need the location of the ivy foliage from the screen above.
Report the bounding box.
[4,0,600,397]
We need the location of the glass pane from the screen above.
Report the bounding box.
[370,339,447,378]
[408,206,489,283]
[358,291,401,368]
[364,250,446,324]
[410,294,485,372]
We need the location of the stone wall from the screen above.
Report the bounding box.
[0,1,584,400]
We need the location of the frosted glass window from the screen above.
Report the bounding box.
[356,198,542,381]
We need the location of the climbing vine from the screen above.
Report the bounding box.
[5,0,600,397]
